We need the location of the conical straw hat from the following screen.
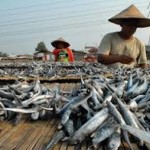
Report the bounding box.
[51,37,70,48]
[109,4,150,27]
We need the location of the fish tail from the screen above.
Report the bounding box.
[122,130,134,150]
[45,130,65,150]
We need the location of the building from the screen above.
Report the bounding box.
[33,51,54,61]
[81,47,98,62]
[17,54,33,60]
[72,49,87,61]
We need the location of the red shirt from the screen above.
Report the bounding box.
[52,48,74,62]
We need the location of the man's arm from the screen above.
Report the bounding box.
[137,41,147,69]
[138,63,147,69]
[97,54,135,65]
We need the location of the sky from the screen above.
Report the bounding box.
[0,0,150,55]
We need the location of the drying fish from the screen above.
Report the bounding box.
[44,130,65,150]
[70,108,109,143]
[1,107,38,114]
[106,129,121,150]
[92,120,118,149]
[0,61,150,150]
[120,124,150,144]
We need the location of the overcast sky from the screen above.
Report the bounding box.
[0,0,150,55]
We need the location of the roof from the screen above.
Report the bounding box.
[72,49,87,54]
[34,51,52,54]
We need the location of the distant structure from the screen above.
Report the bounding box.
[72,49,87,61]
[33,51,54,61]
[83,46,97,62]
[1,54,33,62]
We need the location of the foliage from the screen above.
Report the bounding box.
[0,52,8,57]
[35,42,48,52]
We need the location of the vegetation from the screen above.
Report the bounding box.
[0,52,8,57]
[35,42,48,52]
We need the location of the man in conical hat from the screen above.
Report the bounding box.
[51,37,74,62]
[97,4,150,68]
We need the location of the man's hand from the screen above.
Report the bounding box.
[97,54,135,65]
[119,55,135,64]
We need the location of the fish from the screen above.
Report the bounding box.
[125,80,140,97]
[138,94,150,105]
[103,91,113,104]
[126,78,148,98]
[106,83,123,98]
[61,107,72,125]
[1,62,150,150]
[126,73,133,91]
[92,123,118,149]
[22,95,53,106]
[70,108,109,143]
[0,90,15,100]
[87,88,102,110]
[30,111,40,120]
[0,99,17,120]
[1,107,38,114]
[107,101,133,150]
[115,96,139,128]
[91,80,104,97]
[120,124,150,144]
[63,119,74,137]
[59,91,92,115]
[106,129,121,150]
[44,130,65,150]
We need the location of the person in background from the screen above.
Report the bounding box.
[96,4,150,69]
[51,38,74,62]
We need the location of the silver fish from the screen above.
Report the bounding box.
[126,78,148,98]
[126,80,139,96]
[120,124,150,144]
[22,95,53,106]
[61,107,72,125]
[1,107,38,113]
[107,129,121,150]
[70,108,109,143]
[91,80,104,97]
[115,96,139,128]
[107,101,133,150]
[126,73,133,91]
[138,93,150,105]
[30,111,39,120]
[64,119,74,137]
[44,130,65,150]
[92,124,118,149]
[106,84,123,98]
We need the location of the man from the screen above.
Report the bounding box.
[97,4,150,69]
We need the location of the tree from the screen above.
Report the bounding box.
[0,52,8,57]
[35,41,48,52]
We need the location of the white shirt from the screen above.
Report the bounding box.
[97,32,147,68]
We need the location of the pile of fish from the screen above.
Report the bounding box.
[0,66,150,150]
[0,79,57,123]
[0,61,115,78]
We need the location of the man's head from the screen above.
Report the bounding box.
[120,19,137,36]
